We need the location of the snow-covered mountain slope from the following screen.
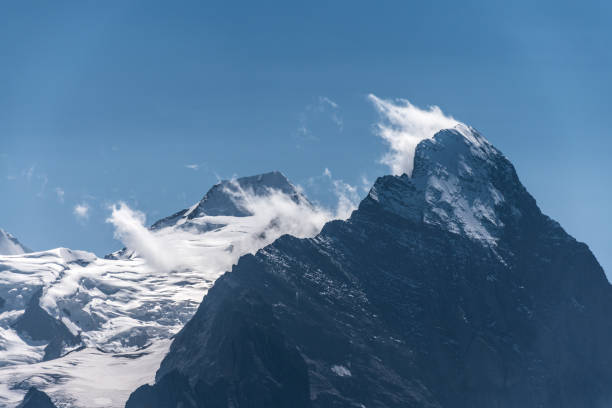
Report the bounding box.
[0,229,31,255]
[0,172,334,408]
[0,340,169,408]
[128,127,612,408]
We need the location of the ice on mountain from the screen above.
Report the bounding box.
[0,229,31,256]
[331,365,352,377]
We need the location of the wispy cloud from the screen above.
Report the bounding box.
[36,174,48,197]
[22,165,35,182]
[184,164,199,171]
[330,113,343,130]
[319,96,338,109]
[73,203,90,221]
[106,203,171,271]
[295,96,344,144]
[296,118,318,142]
[105,173,361,273]
[360,175,372,194]
[368,94,461,176]
[323,168,360,219]
[319,96,343,130]
[55,188,65,203]
[16,165,52,198]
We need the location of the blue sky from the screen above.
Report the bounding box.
[1,1,611,275]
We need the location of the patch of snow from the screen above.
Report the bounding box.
[331,364,352,377]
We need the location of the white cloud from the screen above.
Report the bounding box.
[106,203,172,272]
[73,203,90,220]
[323,168,360,219]
[368,94,462,176]
[105,177,359,274]
[319,96,338,109]
[222,183,332,249]
[184,164,199,170]
[55,188,65,203]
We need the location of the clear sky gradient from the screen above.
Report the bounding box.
[1,1,611,276]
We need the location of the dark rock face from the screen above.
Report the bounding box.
[16,387,57,408]
[127,128,612,408]
[12,289,82,361]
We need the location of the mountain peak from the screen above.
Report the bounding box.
[0,229,31,255]
[364,126,519,246]
[417,125,501,168]
[187,170,307,218]
[217,171,296,195]
[151,171,307,230]
[129,125,612,408]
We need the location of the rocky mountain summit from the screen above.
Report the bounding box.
[151,171,309,230]
[128,126,612,408]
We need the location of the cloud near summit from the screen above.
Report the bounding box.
[104,94,464,273]
[368,94,463,176]
[105,178,359,274]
